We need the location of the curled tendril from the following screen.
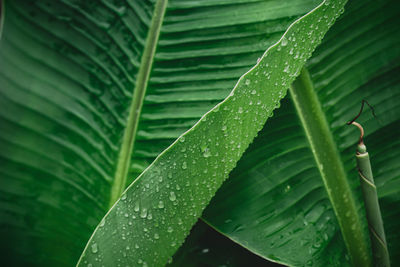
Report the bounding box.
[346,99,377,125]
[347,99,377,146]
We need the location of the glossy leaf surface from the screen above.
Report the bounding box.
[0,0,337,266]
[78,0,347,265]
[203,0,400,265]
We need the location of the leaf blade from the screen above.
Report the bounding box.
[0,0,322,265]
[77,1,348,265]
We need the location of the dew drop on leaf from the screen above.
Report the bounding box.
[281,37,288,46]
[169,192,176,201]
[202,148,211,158]
[134,202,140,212]
[91,243,98,254]
[140,208,147,218]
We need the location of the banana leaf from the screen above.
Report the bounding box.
[1,0,398,266]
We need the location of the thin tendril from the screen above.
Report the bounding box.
[347,100,378,145]
[346,99,378,125]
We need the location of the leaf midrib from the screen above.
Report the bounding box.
[289,68,371,266]
[109,0,168,207]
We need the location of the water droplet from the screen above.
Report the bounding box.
[121,194,127,200]
[238,107,243,113]
[323,233,328,241]
[134,202,140,212]
[124,213,129,218]
[182,162,187,169]
[167,226,173,233]
[179,137,185,143]
[281,37,288,46]
[140,208,147,218]
[91,243,98,254]
[251,89,256,95]
[203,148,211,158]
[284,185,291,193]
[284,65,290,73]
[99,218,105,227]
[245,79,250,85]
[158,201,164,209]
[169,192,176,201]
[154,233,160,239]
[221,125,227,131]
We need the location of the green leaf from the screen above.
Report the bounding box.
[203,0,400,265]
[77,1,348,266]
[0,0,329,266]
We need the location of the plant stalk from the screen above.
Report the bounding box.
[351,122,390,267]
[109,0,168,207]
[290,68,372,266]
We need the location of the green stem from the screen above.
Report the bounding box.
[109,0,168,207]
[0,0,5,39]
[355,140,390,267]
[290,68,372,266]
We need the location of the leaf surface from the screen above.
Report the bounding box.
[203,0,400,265]
[0,0,326,266]
[77,0,347,265]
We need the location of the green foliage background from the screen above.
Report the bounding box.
[0,0,398,266]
